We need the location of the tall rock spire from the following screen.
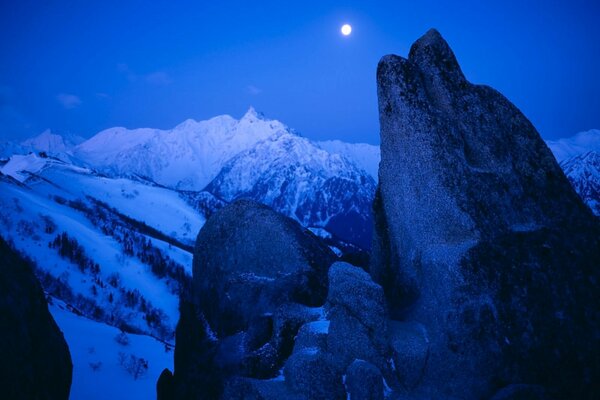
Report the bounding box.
[372,28,600,399]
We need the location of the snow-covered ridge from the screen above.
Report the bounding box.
[74,107,294,190]
[316,140,380,180]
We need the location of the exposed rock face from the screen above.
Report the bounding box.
[283,350,345,400]
[345,359,384,400]
[326,262,388,373]
[0,236,72,399]
[373,28,600,398]
[193,199,335,337]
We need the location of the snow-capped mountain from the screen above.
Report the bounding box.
[206,131,376,248]
[74,107,291,190]
[546,129,600,162]
[559,151,600,215]
[22,129,85,154]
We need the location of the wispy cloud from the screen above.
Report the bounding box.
[247,85,262,95]
[56,93,82,109]
[117,63,173,85]
[145,71,172,85]
[95,92,111,99]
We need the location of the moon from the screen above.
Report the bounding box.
[341,24,352,36]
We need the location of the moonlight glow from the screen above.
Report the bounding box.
[341,24,352,36]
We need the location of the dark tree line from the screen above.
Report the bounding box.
[49,232,101,275]
[54,195,192,296]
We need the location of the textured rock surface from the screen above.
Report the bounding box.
[372,28,600,398]
[345,359,384,400]
[326,262,388,373]
[283,349,345,400]
[168,200,336,399]
[193,199,335,337]
[223,377,308,400]
[0,236,72,399]
[388,321,429,390]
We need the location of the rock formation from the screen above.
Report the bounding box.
[372,28,600,398]
[0,236,72,399]
[165,200,336,398]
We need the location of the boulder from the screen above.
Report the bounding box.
[283,349,345,400]
[193,199,335,337]
[345,359,384,400]
[293,320,329,354]
[326,262,388,372]
[0,236,72,399]
[373,28,600,398]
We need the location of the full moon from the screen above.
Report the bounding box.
[341,24,352,36]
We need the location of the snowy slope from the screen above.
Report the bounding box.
[317,140,380,180]
[75,107,290,190]
[206,131,376,248]
[559,151,600,215]
[49,298,172,400]
[0,152,212,344]
[1,154,205,246]
[0,179,180,337]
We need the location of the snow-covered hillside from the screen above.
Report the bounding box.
[50,298,173,400]
[0,156,204,343]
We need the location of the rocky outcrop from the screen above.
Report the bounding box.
[326,262,388,373]
[0,236,72,399]
[165,200,336,398]
[193,199,334,337]
[345,359,384,400]
[373,28,600,398]
[283,262,395,399]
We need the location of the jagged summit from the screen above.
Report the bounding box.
[241,106,265,121]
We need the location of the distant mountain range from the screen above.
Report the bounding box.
[1,108,379,249]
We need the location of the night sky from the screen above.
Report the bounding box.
[1,0,599,143]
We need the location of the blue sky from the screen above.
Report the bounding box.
[1,0,599,143]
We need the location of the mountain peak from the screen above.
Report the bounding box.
[241,106,265,121]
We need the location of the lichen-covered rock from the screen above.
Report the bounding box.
[345,359,384,400]
[326,262,388,372]
[0,236,72,399]
[373,28,600,398]
[193,199,335,337]
[283,349,345,400]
